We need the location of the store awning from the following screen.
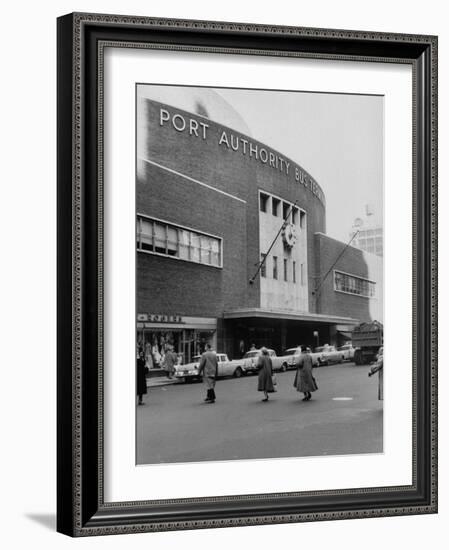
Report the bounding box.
[223,308,359,326]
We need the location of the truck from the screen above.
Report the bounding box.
[352,321,383,365]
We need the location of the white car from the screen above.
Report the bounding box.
[242,348,287,373]
[278,347,321,369]
[174,353,245,382]
[315,345,344,365]
[216,353,245,378]
[174,356,202,382]
[338,344,355,361]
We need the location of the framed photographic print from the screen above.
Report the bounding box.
[57,12,438,536]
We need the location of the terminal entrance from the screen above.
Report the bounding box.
[221,317,334,360]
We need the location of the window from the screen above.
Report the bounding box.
[154,223,166,254]
[273,256,278,279]
[137,216,222,267]
[167,226,178,256]
[292,261,296,284]
[334,271,376,298]
[178,229,191,260]
[300,263,305,285]
[259,191,305,225]
[284,258,288,281]
[139,218,153,251]
[190,233,201,262]
[260,193,269,213]
[292,207,298,225]
[260,254,267,278]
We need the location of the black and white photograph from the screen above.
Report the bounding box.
[135,84,384,465]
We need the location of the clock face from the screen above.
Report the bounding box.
[282,223,297,248]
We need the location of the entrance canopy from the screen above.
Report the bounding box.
[223,308,359,326]
[221,308,359,359]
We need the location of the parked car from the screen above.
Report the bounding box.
[278,346,321,369]
[174,355,202,382]
[241,348,286,373]
[216,354,245,378]
[338,344,355,361]
[174,353,245,382]
[314,345,344,365]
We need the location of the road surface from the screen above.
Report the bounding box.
[137,362,383,464]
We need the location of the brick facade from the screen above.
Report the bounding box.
[137,98,326,317]
[314,233,383,323]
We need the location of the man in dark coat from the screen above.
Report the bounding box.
[198,344,218,403]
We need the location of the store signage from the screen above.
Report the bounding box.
[158,107,325,205]
[137,313,184,324]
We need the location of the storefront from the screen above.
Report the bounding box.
[136,314,217,367]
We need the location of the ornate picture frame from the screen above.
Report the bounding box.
[57,12,437,536]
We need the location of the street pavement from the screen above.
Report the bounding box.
[137,362,383,464]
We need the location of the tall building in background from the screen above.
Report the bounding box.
[350,204,383,257]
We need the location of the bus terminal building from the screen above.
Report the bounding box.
[136,88,383,364]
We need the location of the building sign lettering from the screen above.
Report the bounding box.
[159,108,325,205]
[137,313,184,324]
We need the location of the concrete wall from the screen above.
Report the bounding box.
[258,193,308,311]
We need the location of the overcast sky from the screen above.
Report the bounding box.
[140,84,383,243]
[215,87,383,242]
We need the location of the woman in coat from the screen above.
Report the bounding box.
[137,350,147,405]
[257,347,275,402]
[293,346,318,401]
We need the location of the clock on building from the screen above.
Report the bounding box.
[282,223,297,248]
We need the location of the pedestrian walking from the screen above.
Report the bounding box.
[162,345,177,379]
[257,347,276,402]
[198,344,218,403]
[368,346,383,400]
[293,345,318,401]
[137,351,147,405]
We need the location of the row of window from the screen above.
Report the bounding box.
[137,216,222,267]
[356,237,383,247]
[260,254,305,284]
[355,229,383,237]
[136,218,375,299]
[260,192,306,228]
[334,271,376,298]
